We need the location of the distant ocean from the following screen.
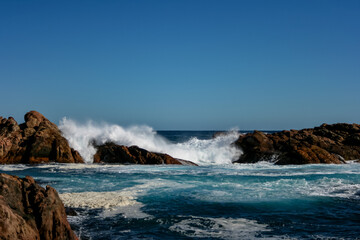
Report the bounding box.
[157,130,279,143]
[1,130,360,240]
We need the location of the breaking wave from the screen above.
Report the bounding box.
[59,118,241,165]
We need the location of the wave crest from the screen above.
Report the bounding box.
[59,118,242,165]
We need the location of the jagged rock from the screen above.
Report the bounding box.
[0,173,78,240]
[0,111,84,164]
[234,123,360,164]
[93,142,197,165]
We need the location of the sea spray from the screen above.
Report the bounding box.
[59,118,242,165]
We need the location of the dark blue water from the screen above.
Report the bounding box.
[157,130,278,143]
[1,131,359,240]
[157,131,222,143]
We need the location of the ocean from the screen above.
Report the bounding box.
[1,130,360,240]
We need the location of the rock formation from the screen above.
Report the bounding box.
[234,123,360,164]
[0,111,83,164]
[0,173,78,240]
[94,142,197,165]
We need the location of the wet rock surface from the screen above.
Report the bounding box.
[94,142,197,165]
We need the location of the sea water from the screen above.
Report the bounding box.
[1,128,360,239]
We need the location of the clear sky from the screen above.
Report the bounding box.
[1,0,359,130]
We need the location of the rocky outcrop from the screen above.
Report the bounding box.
[234,123,360,165]
[0,111,84,164]
[93,142,197,165]
[0,173,78,240]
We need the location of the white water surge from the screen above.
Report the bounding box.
[59,118,241,165]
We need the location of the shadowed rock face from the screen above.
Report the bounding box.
[0,173,78,240]
[94,142,197,166]
[234,123,360,165]
[0,111,83,164]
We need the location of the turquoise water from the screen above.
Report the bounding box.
[1,162,360,239]
[1,129,360,239]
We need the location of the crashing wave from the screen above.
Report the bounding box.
[59,118,241,165]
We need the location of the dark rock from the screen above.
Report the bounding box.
[234,123,360,165]
[65,207,78,216]
[0,173,78,240]
[0,111,84,164]
[176,159,198,166]
[93,142,197,165]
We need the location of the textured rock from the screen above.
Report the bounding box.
[93,142,197,165]
[234,123,360,164]
[0,173,78,240]
[0,111,84,164]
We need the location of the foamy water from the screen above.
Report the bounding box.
[169,216,271,239]
[2,125,360,240]
[1,162,360,239]
[60,191,136,209]
[59,118,241,165]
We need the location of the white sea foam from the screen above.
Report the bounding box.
[58,180,176,219]
[0,164,30,171]
[298,177,360,199]
[59,118,241,165]
[100,202,151,219]
[35,163,110,169]
[183,173,360,202]
[59,191,152,219]
[169,216,271,239]
[59,191,137,209]
[255,177,360,200]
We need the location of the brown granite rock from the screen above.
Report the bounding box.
[93,142,197,165]
[0,173,78,240]
[234,123,360,165]
[0,111,84,164]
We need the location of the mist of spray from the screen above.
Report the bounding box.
[59,118,242,165]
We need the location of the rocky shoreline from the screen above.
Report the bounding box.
[0,173,78,240]
[1,111,360,239]
[234,123,360,164]
[0,111,84,164]
[0,111,197,166]
[1,111,360,166]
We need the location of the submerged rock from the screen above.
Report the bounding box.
[94,142,197,165]
[65,207,78,216]
[0,173,78,240]
[0,111,84,164]
[234,123,360,165]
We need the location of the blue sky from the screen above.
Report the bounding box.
[1,0,359,130]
